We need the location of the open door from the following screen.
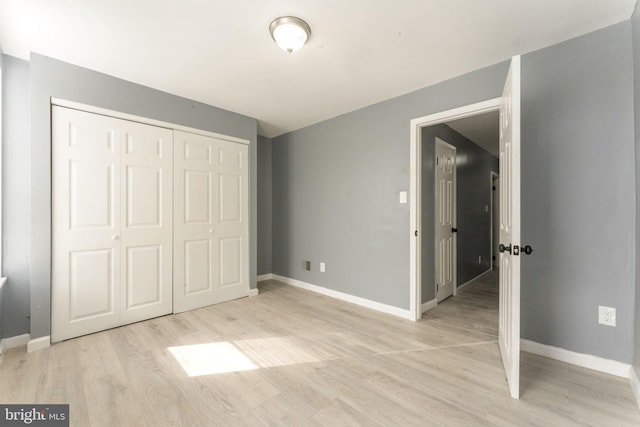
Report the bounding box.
[498,55,521,399]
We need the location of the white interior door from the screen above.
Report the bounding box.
[119,121,173,325]
[52,107,122,342]
[52,107,173,342]
[173,130,249,313]
[498,55,521,399]
[435,138,457,302]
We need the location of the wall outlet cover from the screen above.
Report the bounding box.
[598,305,616,327]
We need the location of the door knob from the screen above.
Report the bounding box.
[498,243,511,254]
[451,228,458,233]
[522,245,534,255]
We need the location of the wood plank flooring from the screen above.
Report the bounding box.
[1,276,639,426]
[423,270,499,336]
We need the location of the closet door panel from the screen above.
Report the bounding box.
[52,107,122,342]
[120,122,173,324]
[215,141,249,292]
[52,107,173,341]
[174,131,248,313]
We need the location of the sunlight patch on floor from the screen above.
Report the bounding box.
[168,342,259,376]
[168,336,334,377]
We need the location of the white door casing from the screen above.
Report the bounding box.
[498,56,521,399]
[435,138,457,302]
[173,130,249,313]
[52,107,173,342]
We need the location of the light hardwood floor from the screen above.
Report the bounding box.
[1,276,639,426]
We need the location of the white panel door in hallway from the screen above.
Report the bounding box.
[498,55,522,399]
[435,138,457,302]
[52,106,173,342]
[173,130,249,313]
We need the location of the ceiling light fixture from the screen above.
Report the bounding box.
[269,16,311,54]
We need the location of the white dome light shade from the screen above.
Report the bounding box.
[269,16,311,53]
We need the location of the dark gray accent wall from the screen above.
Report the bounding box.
[29,54,258,339]
[258,135,273,275]
[1,55,30,339]
[632,3,640,378]
[521,22,635,363]
[272,62,509,310]
[421,124,498,303]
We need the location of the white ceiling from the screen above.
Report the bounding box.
[447,111,500,157]
[0,0,635,137]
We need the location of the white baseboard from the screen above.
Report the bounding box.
[521,339,631,378]
[27,336,50,353]
[271,274,412,320]
[257,274,273,282]
[248,288,259,297]
[630,367,640,411]
[457,268,492,291]
[0,333,30,354]
[421,299,437,313]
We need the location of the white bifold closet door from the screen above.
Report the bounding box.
[173,130,249,313]
[52,106,173,342]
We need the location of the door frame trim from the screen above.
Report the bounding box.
[409,98,501,321]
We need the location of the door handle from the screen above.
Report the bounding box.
[451,228,458,233]
[498,243,511,254]
[522,245,534,255]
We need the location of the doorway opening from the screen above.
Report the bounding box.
[409,98,501,320]
[421,113,501,337]
[409,55,521,400]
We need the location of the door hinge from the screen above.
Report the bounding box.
[436,283,439,292]
[414,230,418,237]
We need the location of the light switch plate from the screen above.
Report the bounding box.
[399,191,407,204]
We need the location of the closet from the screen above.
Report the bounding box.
[51,105,249,342]
[173,131,249,313]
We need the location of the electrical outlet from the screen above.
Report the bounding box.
[598,305,616,327]
[320,262,326,272]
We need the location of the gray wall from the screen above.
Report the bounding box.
[272,63,509,310]
[272,21,635,363]
[521,22,635,363]
[632,2,640,378]
[258,135,273,275]
[421,124,498,303]
[1,55,30,339]
[29,54,258,339]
